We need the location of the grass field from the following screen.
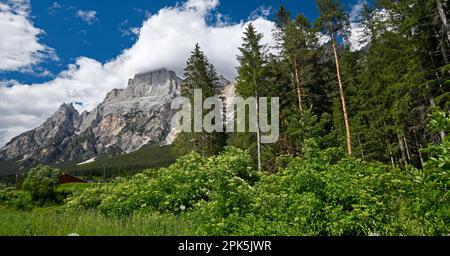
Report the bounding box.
[0,205,196,236]
[1,142,448,236]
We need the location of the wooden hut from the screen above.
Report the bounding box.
[58,173,87,184]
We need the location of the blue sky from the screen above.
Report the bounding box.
[1,0,364,84]
[0,0,367,147]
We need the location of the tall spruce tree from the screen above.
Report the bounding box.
[271,6,337,161]
[286,15,316,113]
[173,44,225,157]
[436,0,450,43]
[342,0,449,168]
[275,7,317,114]
[235,23,267,171]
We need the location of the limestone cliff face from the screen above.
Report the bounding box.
[75,68,181,155]
[0,68,234,168]
[0,68,182,165]
[0,103,80,163]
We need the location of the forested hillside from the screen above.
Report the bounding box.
[173,0,449,172]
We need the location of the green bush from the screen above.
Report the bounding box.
[0,188,34,211]
[409,140,450,235]
[22,165,60,203]
[64,142,450,235]
[65,184,110,210]
[54,183,99,203]
[67,148,258,218]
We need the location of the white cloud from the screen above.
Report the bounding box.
[214,12,231,27]
[315,1,369,51]
[48,1,62,14]
[348,1,392,51]
[249,5,272,20]
[118,20,139,37]
[185,0,219,13]
[130,27,140,35]
[76,9,97,24]
[0,0,57,71]
[0,0,276,146]
[0,79,19,87]
[317,32,331,45]
[348,0,368,51]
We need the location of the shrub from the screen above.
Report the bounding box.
[408,140,450,235]
[22,165,60,203]
[54,183,98,203]
[0,188,34,211]
[64,144,450,235]
[65,184,110,210]
[67,148,258,218]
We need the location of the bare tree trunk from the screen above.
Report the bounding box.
[413,130,425,168]
[418,149,425,168]
[357,130,365,161]
[331,31,352,156]
[293,58,303,112]
[403,136,411,162]
[390,156,395,169]
[439,40,450,76]
[440,40,449,64]
[437,0,450,43]
[386,139,395,170]
[397,132,407,166]
[210,133,213,156]
[254,85,262,172]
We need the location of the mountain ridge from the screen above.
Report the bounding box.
[0,68,188,171]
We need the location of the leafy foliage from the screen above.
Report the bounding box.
[67,148,258,217]
[0,188,34,211]
[65,140,450,235]
[22,165,60,203]
[2,0,450,237]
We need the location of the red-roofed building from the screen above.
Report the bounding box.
[58,173,87,184]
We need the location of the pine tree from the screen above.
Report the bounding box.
[270,6,338,161]
[275,7,317,114]
[173,44,225,157]
[315,0,352,155]
[286,15,317,113]
[235,23,268,171]
[275,6,291,31]
[343,0,449,168]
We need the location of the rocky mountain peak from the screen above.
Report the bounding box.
[115,68,181,99]
[0,69,184,168]
[53,103,79,117]
[129,68,178,86]
[0,68,234,172]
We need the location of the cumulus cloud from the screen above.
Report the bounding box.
[0,0,275,146]
[0,0,57,71]
[76,9,97,24]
